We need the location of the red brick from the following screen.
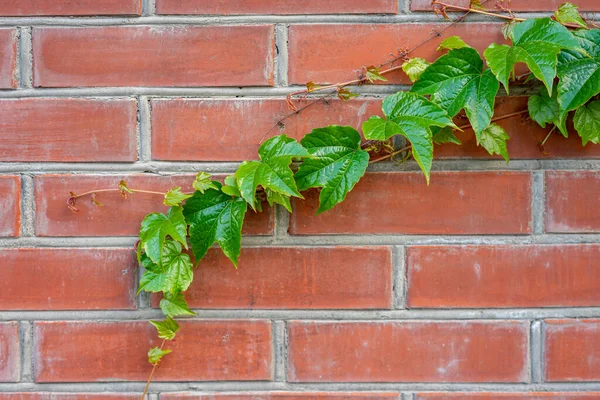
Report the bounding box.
[290,172,532,235]
[151,98,382,161]
[0,99,136,162]
[0,322,19,382]
[411,0,600,12]
[0,28,17,89]
[35,174,273,237]
[435,97,600,160]
[161,394,399,400]
[173,247,392,309]
[156,0,397,14]
[416,394,600,399]
[545,171,600,233]
[287,321,528,382]
[0,0,142,16]
[0,395,141,400]
[0,176,20,237]
[407,245,600,308]
[545,319,600,381]
[288,23,505,85]
[34,320,272,382]
[33,26,274,87]
[0,248,136,310]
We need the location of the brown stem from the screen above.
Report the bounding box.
[141,339,167,400]
[369,145,413,164]
[72,188,169,200]
[456,109,528,131]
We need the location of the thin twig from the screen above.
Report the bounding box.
[141,339,167,400]
[456,109,528,131]
[369,145,413,164]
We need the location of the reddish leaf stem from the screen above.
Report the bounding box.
[141,339,167,400]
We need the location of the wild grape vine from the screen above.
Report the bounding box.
[65,2,600,398]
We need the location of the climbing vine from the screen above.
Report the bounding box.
[66,2,600,398]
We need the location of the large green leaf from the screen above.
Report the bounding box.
[160,292,195,317]
[137,254,166,294]
[573,100,600,146]
[138,241,194,295]
[363,92,455,182]
[234,135,310,210]
[479,123,510,162]
[412,47,499,138]
[557,29,600,118]
[183,184,247,266]
[484,18,580,95]
[295,126,369,214]
[138,206,187,265]
[528,89,568,137]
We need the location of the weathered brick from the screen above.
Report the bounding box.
[0,0,142,16]
[0,176,20,237]
[288,23,505,84]
[290,172,532,235]
[161,393,400,399]
[0,248,136,310]
[416,394,600,399]
[0,394,141,400]
[34,320,272,382]
[411,0,600,12]
[407,245,600,308]
[151,98,382,161]
[0,99,137,162]
[35,174,273,237]
[156,0,397,14]
[0,322,20,382]
[287,321,528,382]
[0,28,17,89]
[172,247,392,309]
[545,319,600,381]
[33,26,275,87]
[545,171,600,233]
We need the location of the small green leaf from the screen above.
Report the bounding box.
[501,21,518,41]
[365,66,388,83]
[433,126,462,145]
[479,123,510,163]
[573,100,600,146]
[337,88,360,101]
[362,116,403,140]
[554,2,587,28]
[150,317,180,340]
[137,254,166,295]
[470,0,485,10]
[528,89,568,137]
[183,184,247,266]
[437,36,470,51]
[401,58,431,82]
[160,292,195,317]
[163,187,192,207]
[221,176,241,197]
[139,206,187,265]
[192,172,219,193]
[148,347,172,365]
[295,126,369,214]
[265,188,292,212]
[306,81,320,92]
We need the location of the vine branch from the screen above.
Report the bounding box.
[140,339,167,400]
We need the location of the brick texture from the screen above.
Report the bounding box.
[0,322,20,382]
[0,248,136,310]
[0,395,141,400]
[545,319,600,382]
[0,99,137,162]
[0,0,142,16]
[0,175,20,237]
[407,245,600,308]
[411,0,600,12]
[290,172,532,235]
[33,26,275,87]
[0,28,17,89]
[287,321,528,382]
[415,394,600,399]
[34,320,272,382]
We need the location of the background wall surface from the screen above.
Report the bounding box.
[0,0,600,399]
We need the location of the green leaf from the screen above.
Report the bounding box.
[412,47,499,138]
[163,187,192,207]
[160,292,195,317]
[234,135,310,211]
[557,29,600,118]
[295,126,369,214]
[484,18,580,95]
[183,184,247,266]
[148,347,172,365]
[365,66,387,83]
[401,58,431,82]
[528,88,568,137]
[265,188,292,212]
[437,36,470,51]
[137,253,166,295]
[433,126,462,145]
[150,317,180,340]
[362,116,403,140]
[137,241,194,295]
[501,21,518,41]
[139,206,187,265]
[573,100,600,146]
[337,88,360,101]
[192,172,219,193]
[221,176,241,197]
[479,123,510,163]
[554,2,587,28]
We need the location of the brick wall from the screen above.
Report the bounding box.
[0,0,599,399]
